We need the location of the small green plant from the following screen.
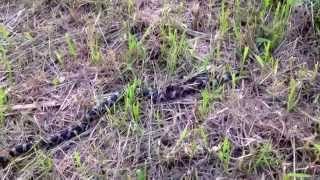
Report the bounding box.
[106,111,129,134]
[263,40,272,62]
[313,143,320,154]
[233,22,241,42]
[35,151,53,176]
[136,165,147,180]
[240,47,250,75]
[89,39,102,64]
[0,88,7,125]
[51,77,61,86]
[231,71,238,89]
[24,32,33,41]
[0,25,9,39]
[54,50,64,65]
[124,79,139,112]
[188,139,198,158]
[65,33,77,58]
[254,39,274,67]
[283,172,311,180]
[3,57,13,82]
[153,110,162,124]
[127,0,135,16]
[126,33,145,70]
[254,143,279,170]
[260,0,272,18]
[199,55,211,70]
[197,126,208,148]
[233,0,241,41]
[297,66,309,79]
[312,142,320,159]
[131,101,140,125]
[219,0,230,35]
[198,86,223,116]
[218,137,231,171]
[73,151,82,168]
[257,0,296,50]
[0,43,5,57]
[213,45,221,60]
[254,54,265,68]
[0,25,13,82]
[176,125,190,146]
[199,89,211,116]
[160,26,189,73]
[287,78,300,112]
[271,57,279,75]
[124,79,142,131]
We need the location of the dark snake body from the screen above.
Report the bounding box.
[0,70,234,168]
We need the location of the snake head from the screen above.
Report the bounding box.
[0,150,11,168]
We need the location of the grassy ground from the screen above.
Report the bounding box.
[0,0,319,179]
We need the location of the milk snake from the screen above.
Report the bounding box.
[0,68,235,168]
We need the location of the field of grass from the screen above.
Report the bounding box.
[0,0,319,179]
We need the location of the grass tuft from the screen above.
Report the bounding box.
[35,151,54,177]
[0,25,9,39]
[240,46,250,75]
[54,50,64,65]
[126,33,146,71]
[160,25,189,74]
[176,125,190,147]
[253,143,280,171]
[198,85,223,117]
[136,165,147,180]
[0,25,13,82]
[283,172,311,180]
[218,137,232,171]
[219,0,230,36]
[89,39,102,64]
[65,33,77,59]
[287,78,300,112]
[124,79,142,131]
[0,88,7,125]
[73,151,82,168]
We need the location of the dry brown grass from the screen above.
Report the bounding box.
[0,0,319,179]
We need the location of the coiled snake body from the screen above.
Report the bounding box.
[0,69,235,168]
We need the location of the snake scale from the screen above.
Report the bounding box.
[0,69,235,168]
